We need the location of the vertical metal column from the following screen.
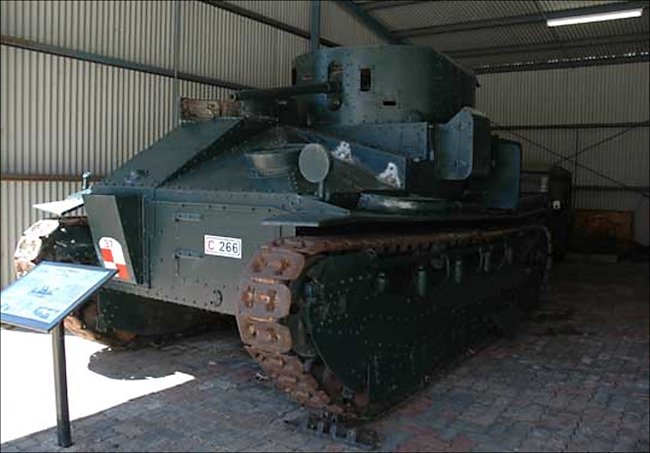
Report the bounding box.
[573,130,579,208]
[310,0,321,53]
[172,0,182,125]
[52,323,72,447]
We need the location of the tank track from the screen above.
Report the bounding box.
[236,225,551,420]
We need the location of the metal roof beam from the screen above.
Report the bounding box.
[474,53,650,73]
[334,0,404,44]
[447,32,650,59]
[311,0,321,53]
[394,1,649,37]
[493,121,650,130]
[361,1,429,11]
[1,35,252,91]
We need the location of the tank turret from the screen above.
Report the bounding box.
[235,45,476,127]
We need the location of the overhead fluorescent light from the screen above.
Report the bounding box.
[547,7,644,27]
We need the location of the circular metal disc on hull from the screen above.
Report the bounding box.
[299,143,331,183]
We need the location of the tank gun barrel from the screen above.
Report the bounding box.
[232,81,341,101]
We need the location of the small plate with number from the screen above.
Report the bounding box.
[204,235,242,259]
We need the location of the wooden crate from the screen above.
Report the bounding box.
[571,209,634,255]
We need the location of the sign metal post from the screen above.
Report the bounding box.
[52,323,72,447]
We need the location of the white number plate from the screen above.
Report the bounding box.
[204,235,242,259]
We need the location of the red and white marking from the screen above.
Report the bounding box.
[98,237,129,279]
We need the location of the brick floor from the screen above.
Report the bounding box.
[1,260,648,452]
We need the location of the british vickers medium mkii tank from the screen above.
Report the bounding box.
[15,45,551,419]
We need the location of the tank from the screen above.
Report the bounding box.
[14,45,552,420]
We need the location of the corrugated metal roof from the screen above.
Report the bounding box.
[536,0,622,13]
[409,22,557,51]
[410,12,649,53]
[371,1,542,29]
[353,0,649,71]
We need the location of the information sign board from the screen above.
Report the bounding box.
[1,261,116,333]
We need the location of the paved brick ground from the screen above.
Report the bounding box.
[2,260,648,452]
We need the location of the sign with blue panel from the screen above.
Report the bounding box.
[1,261,116,333]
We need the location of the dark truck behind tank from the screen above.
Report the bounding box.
[521,163,573,260]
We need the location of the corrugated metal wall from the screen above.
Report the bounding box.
[476,62,650,246]
[0,45,231,177]
[224,1,310,31]
[476,63,650,125]
[179,1,310,88]
[1,180,82,289]
[0,0,381,289]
